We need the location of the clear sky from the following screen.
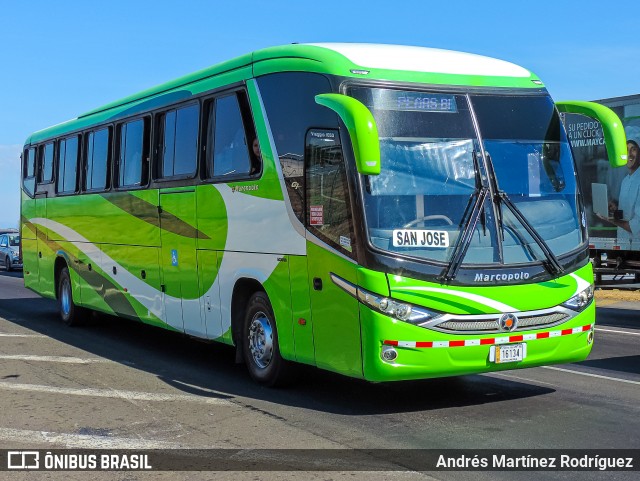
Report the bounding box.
[1,0,639,228]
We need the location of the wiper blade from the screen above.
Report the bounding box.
[497,191,564,275]
[441,187,489,282]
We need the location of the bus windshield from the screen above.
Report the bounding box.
[348,86,583,267]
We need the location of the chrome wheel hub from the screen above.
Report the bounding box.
[248,312,273,369]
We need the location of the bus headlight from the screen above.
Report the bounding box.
[562,284,594,311]
[330,272,441,324]
[359,290,439,324]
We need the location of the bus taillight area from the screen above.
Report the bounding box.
[354,263,596,382]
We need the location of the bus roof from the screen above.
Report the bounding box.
[26,43,541,145]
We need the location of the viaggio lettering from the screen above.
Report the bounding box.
[474,272,530,282]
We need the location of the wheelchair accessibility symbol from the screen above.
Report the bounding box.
[171,249,178,266]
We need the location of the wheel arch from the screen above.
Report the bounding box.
[230,277,265,364]
[53,252,71,299]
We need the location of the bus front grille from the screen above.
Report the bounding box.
[428,311,572,334]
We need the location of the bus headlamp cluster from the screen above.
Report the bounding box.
[355,284,439,324]
[562,284,594,311]
[329,273,441,324]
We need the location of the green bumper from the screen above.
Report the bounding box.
[360,301,595,382]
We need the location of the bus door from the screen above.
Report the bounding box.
[304,129,362,377]
[159,189,203,335]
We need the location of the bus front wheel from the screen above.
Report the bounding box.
[242,291,296,387]
[58,267,85,326]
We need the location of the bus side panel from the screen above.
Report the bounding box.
[99,243,163,323]
[197,249,223,341]
[195,185,228,252]
[262,259,296,361]
[21,193,39,291]
[288,255,316,364]
[21,237,39,291]
[45,192,161,249]
[307,242,362,378]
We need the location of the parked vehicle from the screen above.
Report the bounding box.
[0,232,22,271]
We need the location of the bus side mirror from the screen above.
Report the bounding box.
[315,93,381,175]
[556,101,627,167]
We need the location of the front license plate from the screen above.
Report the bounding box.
[490,343,526,364]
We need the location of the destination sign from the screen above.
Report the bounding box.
[374,91,458,113]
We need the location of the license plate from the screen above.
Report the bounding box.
[490,343,526,364]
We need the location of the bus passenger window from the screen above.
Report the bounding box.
[39,142,54,184]
[86,128,110,191]
[209,94,252,178]
[117,119,148,188]
[158,103,199,178]
[57,136,79,194]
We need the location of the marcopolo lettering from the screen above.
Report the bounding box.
[474,272,530,282]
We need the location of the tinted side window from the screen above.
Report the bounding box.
[22,148,36,196]
[210,95,252,177]
[86,128,110,191]
[57,136,78,194]
[306,129,355,257]
[158,103,199,178]
[24,148,36,178]
[40,142,54,183]
[257,72,339,221]
[117,119,148,188]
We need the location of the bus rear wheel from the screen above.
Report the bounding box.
[242,291,296,387]
[58,266,85,326]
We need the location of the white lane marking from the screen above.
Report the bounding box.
[0,381,233,405]
[595,327,640,337]
[0,333,46,338]
[542,366,640,386]
[0,427,189,449]
[0,355,109,364]
[488,371,558,387]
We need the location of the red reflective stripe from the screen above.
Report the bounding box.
[383,324,592,349]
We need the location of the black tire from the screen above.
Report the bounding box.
[242,291,297,387]
[57,266,85,326]
[5,256,12,272]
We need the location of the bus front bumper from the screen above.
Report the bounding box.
[360,302,595,382]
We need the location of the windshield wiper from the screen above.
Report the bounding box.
[497,191,564,275]
[441,187,489,282]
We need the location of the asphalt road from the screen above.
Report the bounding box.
[0,269,638,481]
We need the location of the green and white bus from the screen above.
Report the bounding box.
[21,44,627,385]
